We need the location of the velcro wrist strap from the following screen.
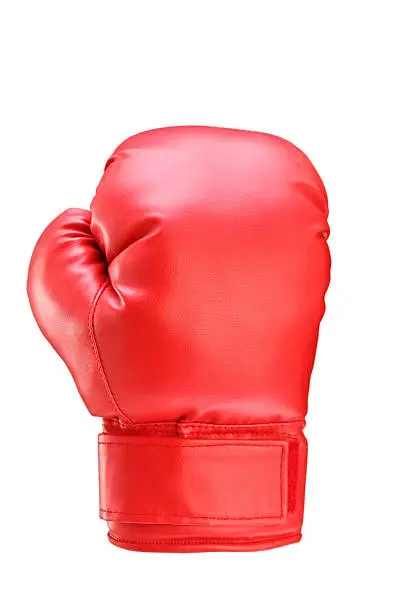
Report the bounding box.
[98,434,299,526]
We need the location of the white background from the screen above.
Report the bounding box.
[1,1,407,610]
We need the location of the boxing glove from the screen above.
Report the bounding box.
[28,126,330,552]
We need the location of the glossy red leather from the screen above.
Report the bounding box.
[28,126,330,552]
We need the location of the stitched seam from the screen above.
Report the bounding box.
[105,420,305,438]
[103,433,301,440]
[101,510,283,520]
[88,280,132,424]
[179,419,304,426]
[108,532,301,546]
[115,419,305,429]
[280,444,285,517]
[99,442,287,448]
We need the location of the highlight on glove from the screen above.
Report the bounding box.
[28,126,330,552]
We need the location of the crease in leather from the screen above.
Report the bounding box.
[88,279,132,424]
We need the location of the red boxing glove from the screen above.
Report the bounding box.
[28,126,330,552]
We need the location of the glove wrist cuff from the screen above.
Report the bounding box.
[98,424,307,552]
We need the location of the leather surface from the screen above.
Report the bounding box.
[28,126,330,551]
